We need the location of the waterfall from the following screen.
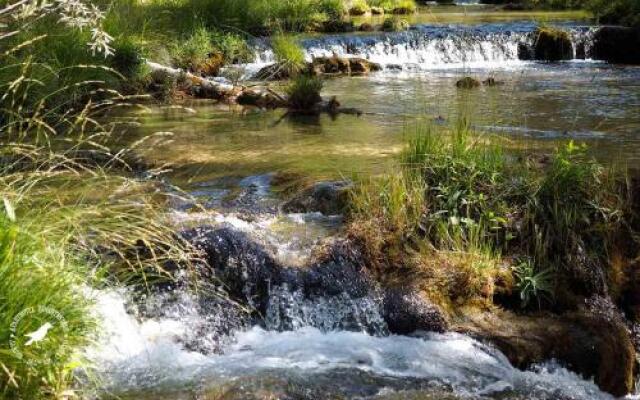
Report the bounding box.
[247,23,596,74]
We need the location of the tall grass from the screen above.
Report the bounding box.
[1,2,199,398]
[349,119,636,308]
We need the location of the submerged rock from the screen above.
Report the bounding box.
[533,27,573,61]
[282,181,352,215]
[592,26,640,64]
[321,20,356,33]
[456,77,481,88]
[457,297,636,396]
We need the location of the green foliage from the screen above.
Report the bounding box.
[391,0,417,14]
[381,16,409,31]
[513,260,553,307]
[111,36,148,79]
[349,0,371,15]
[320,0,348,18]
[272,34,307,75]
[586,0,640,26]
[286,75,324,110]
[350,120,636,306]
[0,201,94,399]
[171,26,213,71]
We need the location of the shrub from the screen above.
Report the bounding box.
[286,75,324,111]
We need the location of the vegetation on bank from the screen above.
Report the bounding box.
[0,3,198,398]
[349,120,638,312]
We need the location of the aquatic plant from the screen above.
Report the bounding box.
[381,16,409,31]
[286,75,324,110]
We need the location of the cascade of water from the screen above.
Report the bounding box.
[247,23,596,74]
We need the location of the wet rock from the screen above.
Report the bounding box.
[282,181,352,215]
[517,42,534,60]
[383,287,448,334]
[180,226,282,312]
[322,20,356,33]
[457,297,636,396]
[359,22,375,32]
[592,26,640,64]
[456,76,481,88]
[309,56,382,76]
[533,27,573,61]
[482,77,501,86]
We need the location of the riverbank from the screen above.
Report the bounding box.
[2,1,640,399]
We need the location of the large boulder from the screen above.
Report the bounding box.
[282,181,352,215]
[592,26,640,64]
[457,297,637,396]
[533,27,574,61]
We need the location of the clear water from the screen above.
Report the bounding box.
[97,16,640,400]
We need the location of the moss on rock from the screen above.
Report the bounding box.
[534,27,573,61]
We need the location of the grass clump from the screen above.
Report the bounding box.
[382,16,409,31]
[0,202,94,400]
[272,34,307,76]
[286,75,324,111]
[391,0,417,14]
[349,120,637,310]
[349,0,371,15]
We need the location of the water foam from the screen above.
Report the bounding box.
[88,290,614,399]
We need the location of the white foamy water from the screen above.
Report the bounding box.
[242,24,595,76]
[88,290,614,399]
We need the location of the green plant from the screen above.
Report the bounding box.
[110,36,148,79]
[391,0,417,14]
[286,75,324,111]
[349,0,371,15]
[381,16,409,31]
[513,260,554,308]
[272,34,307,76]
[171,26,213,72]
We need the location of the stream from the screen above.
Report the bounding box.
[93,14,640,400]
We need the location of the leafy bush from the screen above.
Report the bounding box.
[286,76,324,110]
